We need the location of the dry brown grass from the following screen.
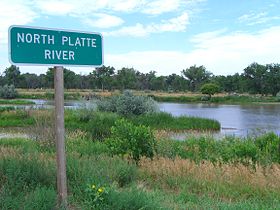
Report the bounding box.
[139,156,280,192]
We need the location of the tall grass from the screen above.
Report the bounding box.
[0,110,34,127]
[157,132,280,164]
[130,112,220,131]
[65,110,220,140]
[1,136,280,209]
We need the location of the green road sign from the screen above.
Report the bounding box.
[9,25,103,66]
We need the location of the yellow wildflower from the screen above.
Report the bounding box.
[91,184,96,189]
[98,187,104,193]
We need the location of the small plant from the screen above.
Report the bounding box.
[106,119,156,163]
[97,90,158,116]
[0,84,18,99]
[85,183,109,208]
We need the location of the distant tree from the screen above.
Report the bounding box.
[182,65,212,91]
[243,63,267,95]
[166,74,188,92]
[116,67,137,90]
[150,76,167,91]
[64,68,78,89]
[4,65,21,87]
[266,64,280,96]
[20,73,40,88]
[91,65,115,91]
[200,83,220,99]
[45,68,55,88]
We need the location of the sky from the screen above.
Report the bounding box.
[0,0,280,76]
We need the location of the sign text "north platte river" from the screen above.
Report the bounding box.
[17,33,97,61]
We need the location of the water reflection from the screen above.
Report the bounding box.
[159,103,280,137]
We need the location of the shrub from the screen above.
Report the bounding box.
[0,85,18,99]
[97,90,158,116]
[200,83,220,99]
[106,119,156,163]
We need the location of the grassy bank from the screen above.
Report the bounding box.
[16,89,280,103]
[0,99,35,105]
[0,109,220,138]
[65,110,220,140]
[1,134,280,209]
[0,110,34,127]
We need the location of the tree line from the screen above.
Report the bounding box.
[0,63,279,96]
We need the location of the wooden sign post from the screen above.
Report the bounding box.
[54,66,67,206]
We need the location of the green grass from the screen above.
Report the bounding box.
[157,132,280,164]
[129,112,220,131]
[65,110,220,140]
[18,92,81,100]
[1,136,280,209]
[0,110,35,127]
[0,99,35,105]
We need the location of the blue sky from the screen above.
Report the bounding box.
[0,0,280,76]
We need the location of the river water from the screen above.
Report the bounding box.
[6,100,280,137]
[159,103,280,137]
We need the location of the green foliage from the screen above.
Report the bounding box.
[200,83,220,98]
[66,110,120,140]
[106,119,156,163]
[0,110,34,127]
[0,106,15,113]
[97,90,158,116]
[182,65,212,91]
[2,136,280,209]
[0,84,18,99]
[115,163,137,187]
[65,109,220,141]
[130,112,220,130]
[85,184,109,208]
[0,99,35,105]
[157,133,280,164]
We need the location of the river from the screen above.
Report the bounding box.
[8,100,280,137]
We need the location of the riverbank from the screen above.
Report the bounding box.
[0,109,220,135]
[14,89,280,104]
[1,134,280,209]
[0,99,35,105]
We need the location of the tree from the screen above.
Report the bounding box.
[243,63,267,95]
[200,83,220,99]
[64,69,78,89]
[266,64,280,96]
[91,65,115,91]
[116,67,137,90]
[166,74,188,92]
[182,65,212,91]
[20,73,40,89]
[4,65,21,87]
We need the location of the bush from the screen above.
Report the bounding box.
[106,119,156,163]
[97,90,158,116]
[200,83,220,99]
[0,85,18,99]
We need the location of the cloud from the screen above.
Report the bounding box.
[33,0,196,15]
[82,14,124,29]
[105,26,280,75]
[0,0,37,44]
[104,13,189,37]
[142,0,181,15]
[238,12,280,26]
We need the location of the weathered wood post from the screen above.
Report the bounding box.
[54,66,67,207]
